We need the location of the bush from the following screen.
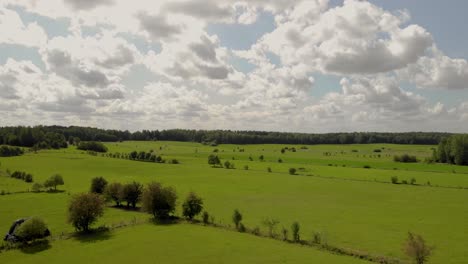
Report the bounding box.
[24,174,33,183]
[77,141,108,153]
[44,174,64,191]
[410,178,417,185]
[68,193,105,232]
[391,176,399,184]
[122,181,143,208]
[182,192,203,220]
[281,227,288,241]
[289,168,297,175]
[312,231,322,244]
[32,183,42,193]
[291,221,300,242]
[404,232,433,264]
[267,167,272,173]
[244,165,249,170]
[363,165,371,169]
[202,211,210,225]
[105,182,124,206]
[90,177,108,194]
[373,149,382,153]
[402,180,408,184]
[262,218,279,237]
[14,217,50,242]
[0,145,24,157]
[394,154,417,163]
[142,182,177,219]
[232,209,243,230]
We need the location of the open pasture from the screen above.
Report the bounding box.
[1,141,468,263]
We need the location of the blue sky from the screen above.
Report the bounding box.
[0,0,467,132]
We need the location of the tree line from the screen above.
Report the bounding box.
[0,126,453,148]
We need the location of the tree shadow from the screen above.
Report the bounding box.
[72,227,113,243]
[149,216,181,226]
[108,205,142,212]
[19,240,51,254]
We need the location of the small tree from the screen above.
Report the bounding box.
[182,192,204,220]
[232,209,243,230]
[208,154,221,167]
[44,174,64,191]
[262,218,279,237]
[291,221,300,242]
[404,232,433,264]
[15,217,50,242]
[68,193,105,232]
[202,211,210,225]
[281,226,288,241]
[32,183,43,193]
[90,176,108,194]
[122,181,143,208]
[142,182,177,219]
[289,168,297,175]
[105,182,124,206]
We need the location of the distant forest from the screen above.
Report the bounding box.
[0,125,453,149]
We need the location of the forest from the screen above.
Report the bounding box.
[0,125,453,149]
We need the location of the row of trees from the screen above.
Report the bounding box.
[0,126,452,147]
[0,145,24,157]
[434,134,468,165]
[10,171,33,183]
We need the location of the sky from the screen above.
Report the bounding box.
[0,0,467,133]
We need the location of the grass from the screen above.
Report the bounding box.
[0,141,467,263]
[0,224,370,264]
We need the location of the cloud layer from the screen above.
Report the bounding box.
[0,0,467,132]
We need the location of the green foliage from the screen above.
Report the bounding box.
[182,192,203,220]
[404,232,433,264]
[202,211,210,225]
[32,183,43,192]
[44,174,64,191]
[391,176,399,184]
[0,145,24,157]
[122,181,143,208]
[105,182,124,206]
[142,182,177,219]
[291,221,300,242]
[281,227,288,241]
[15,217,50,242]
[262,218,279,237]
[232,209,243,230]
[77,141,108,153]
[394,154,418,163]
[10,171,33,183]
[67,193,105,232]
[435,135,468,165]
[289,168,296,175]
[90,176,108,194]
[208,154,221,167]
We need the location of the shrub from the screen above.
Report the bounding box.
[363,165,371,169]
[391,176,399,184]
[208,154,221,167]
[68,193,105,232]
[394,154,417,163]
[404,232,433,264]
[373,149,382,153]
[410,178,417,185]
[312,231,322,244]
[402,180,408,184]
[244,165,249,170]
[262,218,279,237]
[232,209,243,230]
[182,192,203,220]
[0,145,24,157]
[24,174,33,183]
[32,183,42,193]
[289,168,297,175]
[249,225,258,235]
[281,227,288,241]
[14,217,50,242]
[122,181,143,208]
[142,182,177,219]
[105,182,124,206]
[267,167,272,173]
[90,177,108,194]
[202,211,210,225]
[77,141,108,153]
[291,221,300,242]
[44,174,64,191]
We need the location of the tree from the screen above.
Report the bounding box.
[77,141,108,153]
[232,209,243,230]
[67,193,105,232]
[142,182,177,219]
[208,154,221,167]
[404,232,433,264]
[105,182,124,206]
[32,183,42,193]
[262,218,279,237]
[182,192,203,220]
[14,217,50,242]
[44,174,64,191]
[90,176,108,194]
[291,221,300,242]
[289,168,297,175]
[259,155,264,161]
[122,181,143,208]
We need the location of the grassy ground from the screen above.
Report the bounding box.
[0,224,369,264]
[1,141,467,263]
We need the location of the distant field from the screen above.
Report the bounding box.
[1,141,468,263]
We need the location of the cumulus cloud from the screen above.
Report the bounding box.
[0,6,47,47]
[63,0,114,11]
[399,48,468,90]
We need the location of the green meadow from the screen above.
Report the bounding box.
[1,141,468,263]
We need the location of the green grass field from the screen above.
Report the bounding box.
[1,141,468,263]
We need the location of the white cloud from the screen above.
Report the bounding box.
[0,6,47,47]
